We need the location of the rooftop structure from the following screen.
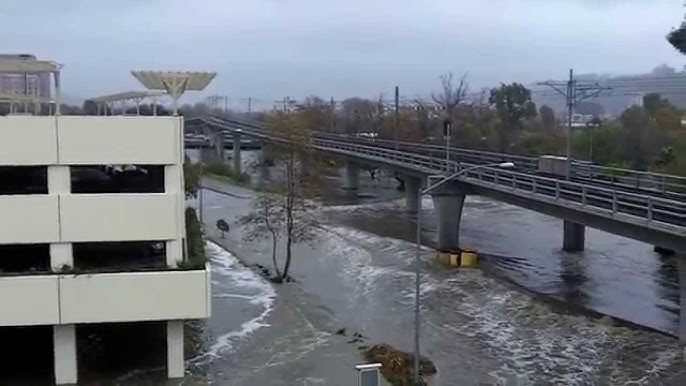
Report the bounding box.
[0,56,62,114]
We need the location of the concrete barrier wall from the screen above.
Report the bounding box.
[0,116,181,166]
[0,267,210,326]
[0,116,58,165]
[0,194,178,244]
[58,117,181,165]
[0,195,60,244]
[0,276,60,326]
[59,193,179,242]
[58,268,210,324]
[0,116,184,244]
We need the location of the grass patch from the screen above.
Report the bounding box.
[204,162,251,186]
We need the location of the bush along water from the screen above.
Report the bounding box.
[204,162,251,186]
[362,344,437,386]
[179,207,207,269]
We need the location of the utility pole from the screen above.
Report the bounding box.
[394,86,399,150]
[224,95,228,113]
[240,97,254,115]
[330,97,335,133]
[274,97,295,113]
[443,119,452,174]
[537,69,611,179]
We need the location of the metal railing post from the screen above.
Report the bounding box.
[647,197,653,224]
[661,176,666,193]
[511,174,516,190]
[581,186,587,206]
[555,180,560,200]
[612,191,618,214]
[532,178,537,194]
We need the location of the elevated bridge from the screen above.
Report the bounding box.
[187,115,685,253]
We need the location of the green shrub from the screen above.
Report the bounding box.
[362,344,436,386]
[184,155,202,199]
[183,207,206,268]
[204,162,251,186]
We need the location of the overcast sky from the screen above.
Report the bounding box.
[2,0,684,107]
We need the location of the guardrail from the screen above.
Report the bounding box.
[192,116,685,231]
[202,116,539,169]
[305,132,686,231]
[572,162,686,194]
[457,164,685,231]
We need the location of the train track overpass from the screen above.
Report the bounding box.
[186,115,685,253]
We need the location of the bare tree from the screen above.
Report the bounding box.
[239,193,284,279]
[412,99,437,141]
[239,111,321,281]
[432,72,470,119]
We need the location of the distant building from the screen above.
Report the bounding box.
[0,54,51,100]
[531,70,686,118]
[626,93,644,109]
[568,113,595,128]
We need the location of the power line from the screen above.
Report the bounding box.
[537,69,612,180]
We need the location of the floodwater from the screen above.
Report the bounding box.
[183,149,686,385]
[194,188,684,385]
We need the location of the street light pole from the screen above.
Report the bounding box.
[412,161,515,385]
[443,119,452,174]
[413,188,422,385]
[394,86,399,151]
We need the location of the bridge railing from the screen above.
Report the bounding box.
[200,115,686,196]
[572,162,686,195]
[311,133,540,171]
[458,163,685,231]
[193,116,684,230]
[309,137,685,230]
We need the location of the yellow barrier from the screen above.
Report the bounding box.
[460,250,478,268]
[437,250,479,268]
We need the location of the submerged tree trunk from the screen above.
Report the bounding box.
[283,232,293,279]
[270,232,281,279]
[282,150,295,280]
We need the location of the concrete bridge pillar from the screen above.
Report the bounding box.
[562,220,585,252]
[402,176,422,213]
[343,160,359,190]
[257,143,271,190]
[233,131,242,174]
[431,181,467,252]
[214,131,225,161]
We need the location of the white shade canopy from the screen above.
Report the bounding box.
[87,91,166,104]
[131,71,217,115]
[131,71,216,91]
